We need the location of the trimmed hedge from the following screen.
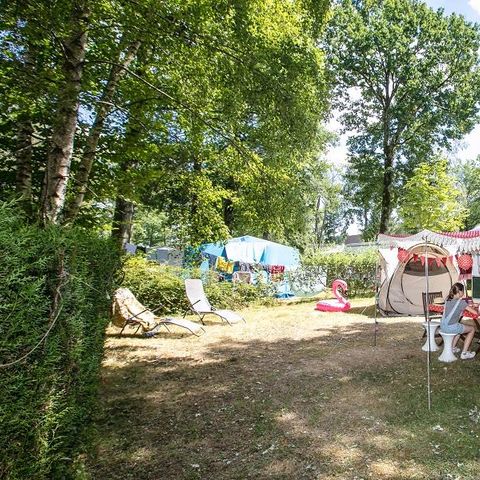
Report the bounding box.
[302,249,378,297]
[0,204,120,479]
[121,256,276,313]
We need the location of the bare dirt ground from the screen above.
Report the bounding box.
[88,299,480,480]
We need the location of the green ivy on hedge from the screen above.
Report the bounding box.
[302,248,378,297]
[0,204,120,479]
[121,256,276,314]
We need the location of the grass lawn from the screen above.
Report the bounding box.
[89,298,480,480]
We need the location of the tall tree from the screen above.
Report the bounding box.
[40,1,90,225]
[63,38,141,223]
[1,0,331,248]
[112,0,332,247]
[327,0,480,233]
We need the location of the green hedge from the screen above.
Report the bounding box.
[302,249,378,297]
[121,256,276,313]
[0,204,120,479]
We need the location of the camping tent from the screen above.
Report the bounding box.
[200,236,300,297]
[378,239,458,316]
[377,229,480,409]
[377,229,480,315]
[201,235,300,270]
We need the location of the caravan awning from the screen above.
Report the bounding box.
[378,230,480,253]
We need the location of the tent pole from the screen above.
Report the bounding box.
[374,253,380,347]
[424,238,432,410]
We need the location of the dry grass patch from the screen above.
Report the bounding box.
[89,299,480,479]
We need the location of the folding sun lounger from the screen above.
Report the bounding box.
[112,288,205,337]
[184,279,245,326]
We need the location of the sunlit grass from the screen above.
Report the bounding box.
[89,298,480,479]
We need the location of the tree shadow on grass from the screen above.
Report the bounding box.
[90,320,480,480]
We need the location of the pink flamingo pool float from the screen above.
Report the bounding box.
[315,279,351,312]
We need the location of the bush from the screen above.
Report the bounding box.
[121,256,276,313]
[0,204,120,480]
[121,257,190,313]
[302,249,378,297]
[203,274,276,309]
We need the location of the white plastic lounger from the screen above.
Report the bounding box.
[112,288,205,337]
[184,279,245,326]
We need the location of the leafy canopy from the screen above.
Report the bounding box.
[327,0,480,233]
[398,159,467,232]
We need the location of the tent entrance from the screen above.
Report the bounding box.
[380,244,457,316]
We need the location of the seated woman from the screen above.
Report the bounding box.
[441,282,478,360]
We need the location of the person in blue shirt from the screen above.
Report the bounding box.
[441,282,478,360]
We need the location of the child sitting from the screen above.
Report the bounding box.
[440,282,478,360]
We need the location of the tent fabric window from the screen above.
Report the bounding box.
[403,258,447,277]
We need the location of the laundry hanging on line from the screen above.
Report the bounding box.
[216,256,235,274]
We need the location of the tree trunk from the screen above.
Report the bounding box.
[379,151,393,233]
[111,196,135,248]
[15,118,34,211]
[314,194,323,246]
[40,2,89,225]
[379,95,394,234]
[14,43,38,216]
[318,207,327,245]
[64,39,141,223]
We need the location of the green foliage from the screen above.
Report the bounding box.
[458,157,480,230]
[1,0,332,248]
[398,159,467,232]
[343,154,383,238]
[302,249,378,297]
[0,203,120,480]
[131,208,173,247]
[121,256,276,314]
[130,0,332,247]
[204,275,277,310]
[121,257,189,313]
[314,169,352,245]
[327,0,480,233]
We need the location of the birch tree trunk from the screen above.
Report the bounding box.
[63,39,141,223]
[40,2,89,225]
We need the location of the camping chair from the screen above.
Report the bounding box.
[184,279,245,326]
[422,291,444,321]
[112,288,205,337]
